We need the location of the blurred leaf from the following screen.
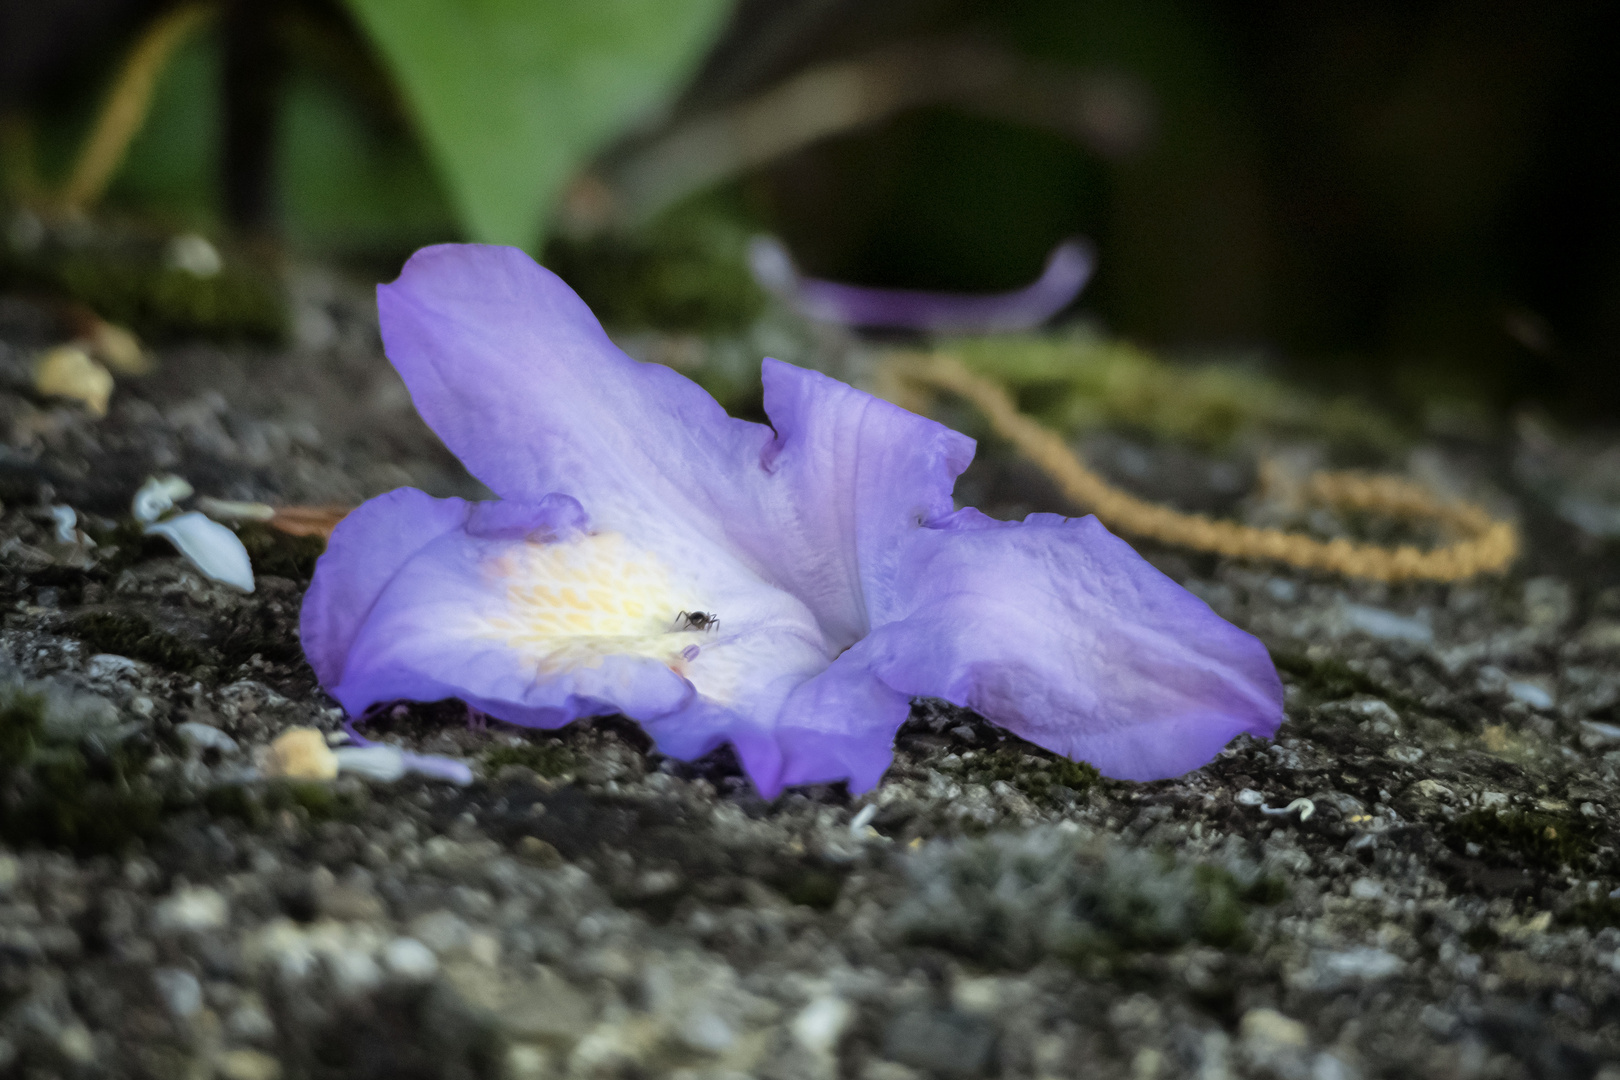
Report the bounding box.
[341,0,732,250]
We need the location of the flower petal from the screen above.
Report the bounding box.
[300,488,475,687]
[326,500,835,748]
[377,245,977,650]
[755,659,914,797]
[144,512,255,592]
[331,526,694,728]
[857,512,1283,781]
[377,243,770,516]
[749,236,1095,332]
[735,360,973,648]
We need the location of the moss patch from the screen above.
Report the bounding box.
[893,829,1270,969]
[65,609,209,673]
[482,742,577,779]
[0,220,285,342]
[949,333,1407,452]
[235,523,327,581]
[544,211,763,333]
[1272,650,1389,703]
[942,745,1100,808]
[0,680,163,854]
[1446,808,1598,872]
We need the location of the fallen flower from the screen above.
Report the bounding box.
[748,235,1094,333]
[301,244,1282,797]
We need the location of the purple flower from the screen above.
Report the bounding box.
[300,244,1281,798]
[748,236,1094,333]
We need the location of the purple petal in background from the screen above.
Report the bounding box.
[748,236,1094,332]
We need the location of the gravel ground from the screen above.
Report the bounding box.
[2,277,1620,1080]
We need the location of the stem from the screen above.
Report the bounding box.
[58,2,217,214]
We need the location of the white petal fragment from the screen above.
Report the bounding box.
[332,745,407,782]
[144,511,255,592]
[133,475,196,524]
[195,496,276,523]
[49,505,78,544]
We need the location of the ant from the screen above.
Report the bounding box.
[673,610,720,633]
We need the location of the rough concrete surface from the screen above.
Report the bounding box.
[2,281,1620,1080]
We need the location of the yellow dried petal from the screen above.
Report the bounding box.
[85,320,151,375]
[264,727,338,780]
[33,346,113,416]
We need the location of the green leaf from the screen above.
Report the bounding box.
[340,0,731,250]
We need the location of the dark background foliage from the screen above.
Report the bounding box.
[4,0,1617,416]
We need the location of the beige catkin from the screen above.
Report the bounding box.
[892,353,1518,583]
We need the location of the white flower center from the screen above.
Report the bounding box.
[481,532,709,676]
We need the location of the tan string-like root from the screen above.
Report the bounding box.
[59,2,215,213]
[890,352,1518,583]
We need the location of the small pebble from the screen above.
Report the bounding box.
[384,937,439,981]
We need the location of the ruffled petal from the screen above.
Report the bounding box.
[299,489,474,686]
[755,658,914,797]
[733,360,973,648]
[858,511,1283,781]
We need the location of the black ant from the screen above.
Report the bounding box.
[673,610,720,633]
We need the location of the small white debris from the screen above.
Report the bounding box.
[1311,1052,1358,1080]
[152,968,202,1018]
[177,722,239,754]
[216,1049,283,1080]
[1580,720,1620,748]
[325,948,384,996]
[793,995,853,1056]
[144,511,255,592]
[48,505,78,544]
[1260,798,1315,821]
[167,233,222,277]
[132,475,194,524]
[196,496,276,522]
[1416,779,1454,801]
[1319,947,1404,982]
[1339,603,1433,644]
[1507,680,1555,710]
[1239,1007,1308,1050]
[1349,877,1384,900]
[1235,789,1266,806]
[1346,698,1400,727]
[678,1009,736,1054]
[153,886,228,932]
[849,803,879,837]
[383,937,438,981]
[87,654,140,679]
[333,745,408,783]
